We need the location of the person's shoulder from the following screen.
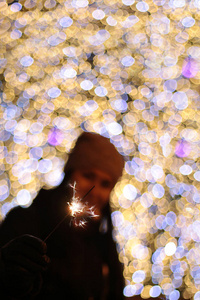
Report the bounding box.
[33,185,65,205]
[0,204,36,235]
[2,205,25,222]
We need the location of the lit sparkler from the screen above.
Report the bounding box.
[44,183,97,241]
[68,182,98,227]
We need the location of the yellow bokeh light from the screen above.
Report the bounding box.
[1,0,200,298]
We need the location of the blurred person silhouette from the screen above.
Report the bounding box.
[0,131,125,299]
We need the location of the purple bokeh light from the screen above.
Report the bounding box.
[175,139,191,158]
[182,57,198,78]
[48,127,64,146]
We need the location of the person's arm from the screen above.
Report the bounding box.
[0,208,50,299]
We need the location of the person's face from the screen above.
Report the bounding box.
[69,168,114,218]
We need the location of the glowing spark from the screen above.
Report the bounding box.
[69,200,84,217]
[73,219,87,228]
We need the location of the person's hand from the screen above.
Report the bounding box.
[0,234,50,298]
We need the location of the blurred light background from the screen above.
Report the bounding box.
[1,0,200,299]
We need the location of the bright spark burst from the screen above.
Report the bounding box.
[67,182,98,227]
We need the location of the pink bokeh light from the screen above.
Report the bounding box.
[175,139,191,158]
[48,127,64,146]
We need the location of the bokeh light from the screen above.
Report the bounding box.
[1,0,200,299]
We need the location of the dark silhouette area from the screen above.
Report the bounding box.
[0,132,125,299]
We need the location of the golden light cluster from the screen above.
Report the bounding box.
[1,0,200,298]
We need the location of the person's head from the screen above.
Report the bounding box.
[64,132,124,218]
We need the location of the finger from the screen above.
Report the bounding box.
[30,272,43,296]
[5,264,34,281]
[8,242,50,267]
[4,265,36,295]
[19,235,47,253]
[5,254,48,272]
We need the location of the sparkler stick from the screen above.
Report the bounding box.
[44,184,95,242]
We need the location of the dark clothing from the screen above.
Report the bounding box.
[0,184,124,299]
